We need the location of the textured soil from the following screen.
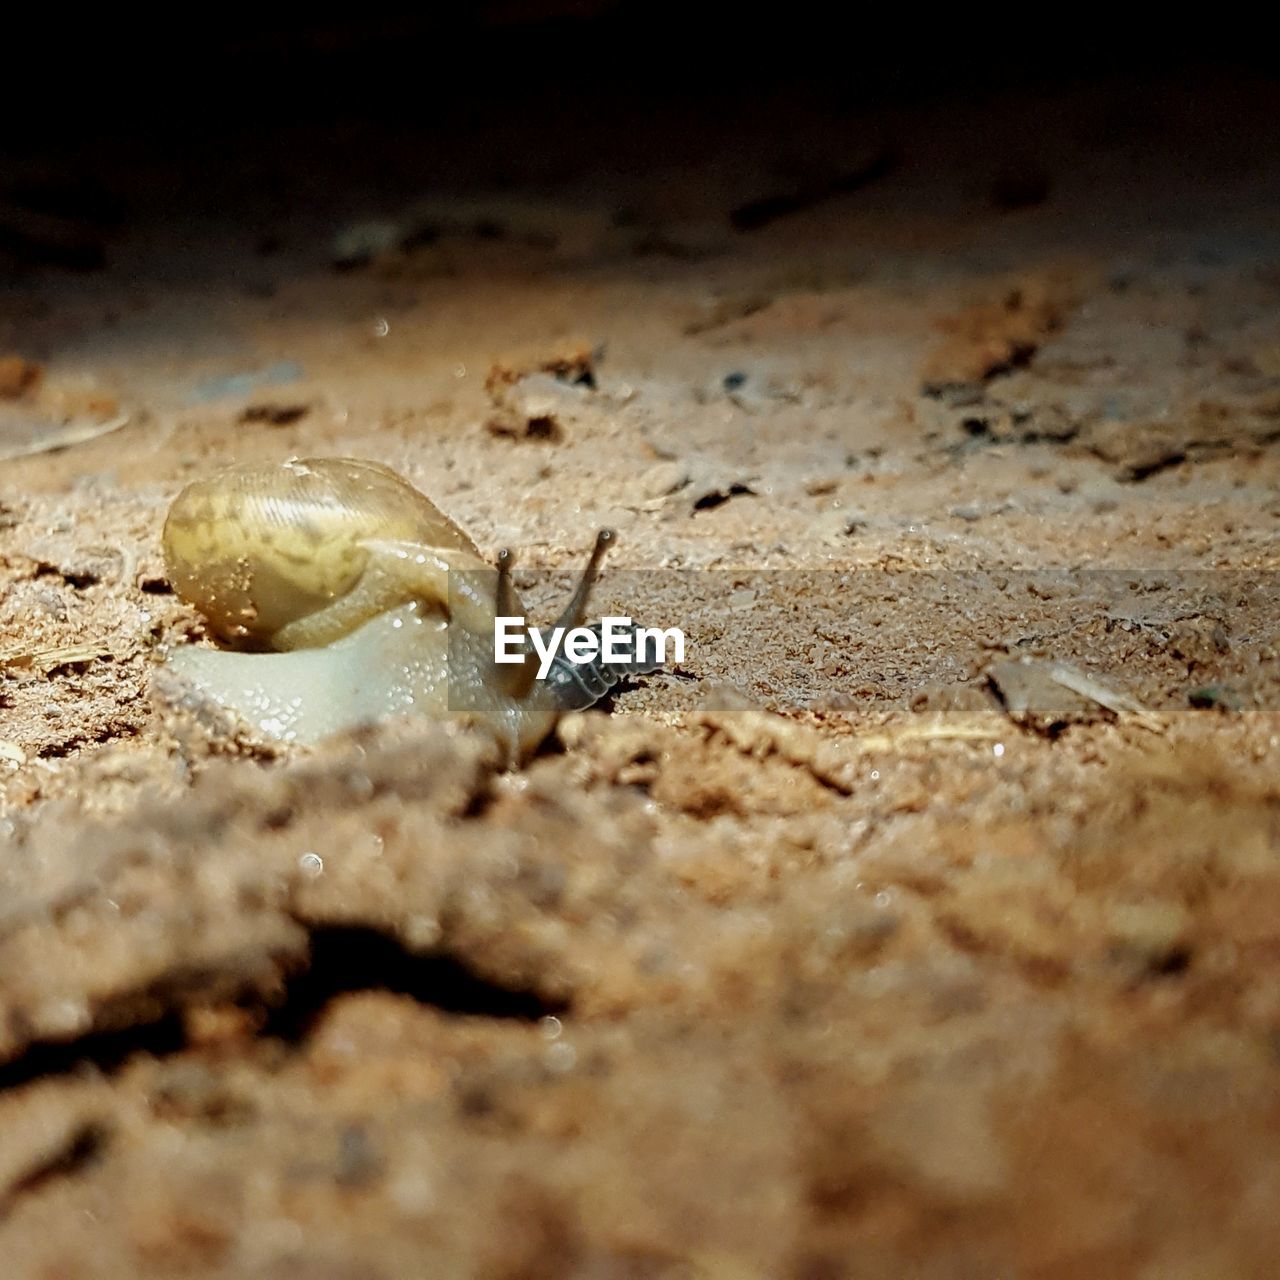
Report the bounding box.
[1,68,1279,1278]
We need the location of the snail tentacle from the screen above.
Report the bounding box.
[551,528,614,633]
[494,547,519,620]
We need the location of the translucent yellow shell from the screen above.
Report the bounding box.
[162,457,485,649]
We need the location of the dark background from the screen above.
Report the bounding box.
[3,6,1273,151]
[1,4,1277,281]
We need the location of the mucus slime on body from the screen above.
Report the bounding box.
[160,456,659,759]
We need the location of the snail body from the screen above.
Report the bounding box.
[160,457,658,759]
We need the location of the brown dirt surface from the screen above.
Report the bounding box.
[1,65,1279,1279]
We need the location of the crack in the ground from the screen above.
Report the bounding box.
[0,926,566,1096]
[261,925,566,1043]
[0,1014,187,1093]
[0,1120,111,1218]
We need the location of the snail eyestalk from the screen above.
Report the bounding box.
[495,547,518,619]
[552,528,614,633]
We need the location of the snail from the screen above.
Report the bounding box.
[159,456,660,760]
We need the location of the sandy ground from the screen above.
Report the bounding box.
[1,75,1279,1277]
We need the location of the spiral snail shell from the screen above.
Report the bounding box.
[159,457,658,760]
